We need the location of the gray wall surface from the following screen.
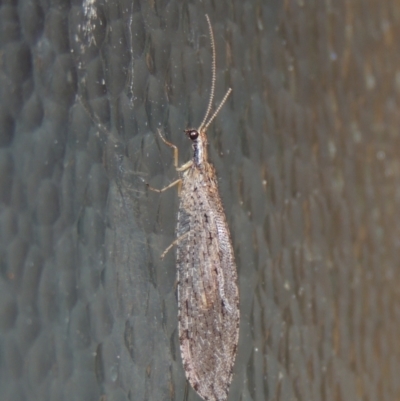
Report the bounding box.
[0,0,399,400]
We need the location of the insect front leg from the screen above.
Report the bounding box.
[147,130,192,194]
[157,129,179,169]
[157,129,193,173]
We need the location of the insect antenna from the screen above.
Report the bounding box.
[198,14,217,132]
[204,87,232,129]
[198,15,232,132]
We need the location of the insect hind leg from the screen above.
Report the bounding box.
[160,231,189,259]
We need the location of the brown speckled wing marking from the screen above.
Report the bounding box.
[176,163,240,401]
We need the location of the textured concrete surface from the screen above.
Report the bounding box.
[0,0,399,400]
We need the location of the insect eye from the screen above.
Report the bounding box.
[188,130,199,140]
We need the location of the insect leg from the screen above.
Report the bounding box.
[147,178,182,193]
[157,129,179,169]
[160,231,190,259]
[157,129,193,173]
[177,160,193,172]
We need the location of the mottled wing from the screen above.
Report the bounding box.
[176,165,240,401]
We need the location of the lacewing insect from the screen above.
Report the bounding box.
[149,15,239,401]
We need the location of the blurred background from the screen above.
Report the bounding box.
[0,0,399,400]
